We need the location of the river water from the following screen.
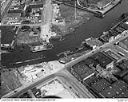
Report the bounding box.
[1,0,128,67]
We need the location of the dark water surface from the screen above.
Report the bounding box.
[1,0,128,66]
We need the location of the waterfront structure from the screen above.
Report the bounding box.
[1,0,128,99]
[54,0,122,17]
[2,29,128,98]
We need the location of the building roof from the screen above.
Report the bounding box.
[83,75,99,86]
[115,89,128,98]
[91,52,114,68]
[120,20,128,30]
[100,80,128,98]
[71,60,96,81]
[114,26,126,33]
[119,37,128,51]
[123,74,128,84]
[104,50,121,61]
[109,29,119,36]
[84,57,99,68]
[6,13,21,18]
[118,59,128,70]
[80,69,95,80]
[99,32,112,42]
[91,78,111,92]
[29,4,43,9]
[72,61,90,75]
[8,9,23,14]
[116,70,128,78]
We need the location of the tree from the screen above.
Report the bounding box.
[78,0,89,7]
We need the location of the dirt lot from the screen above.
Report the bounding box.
[1,69,22,97]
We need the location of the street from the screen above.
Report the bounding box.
[2,30,128,98]
[1,0,13,19]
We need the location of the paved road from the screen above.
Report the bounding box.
[2,70,94,98]
[64,30,128,68]
[42,0,53,24]
[2,74,56,98]
[1,0,13,19]
[56,70,95,98]
[1,23,42,27]
[2,30,128,98]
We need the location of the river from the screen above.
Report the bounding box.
[1,0,128,67]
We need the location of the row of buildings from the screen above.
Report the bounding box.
[67,14,128,98]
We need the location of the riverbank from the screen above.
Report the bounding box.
[1,0,128,66]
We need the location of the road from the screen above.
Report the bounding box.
[2,70,94,98]
[2,30,128,98]
[1,0,13,19]
[1,23,42,27]
[2,74,56,98]
[64,30,128,68]
[42,0,53,24]
[40,0,54,42]
[56,70,95,98]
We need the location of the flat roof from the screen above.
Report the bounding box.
[90,52,114,68]
[1,26,15,44]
